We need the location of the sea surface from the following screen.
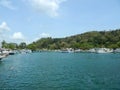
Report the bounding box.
[0,52,120,90]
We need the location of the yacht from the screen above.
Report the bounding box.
[95,48,113,53]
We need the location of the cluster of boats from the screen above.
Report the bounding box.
[0,49,14,60]
[60,48,120,53]
[0,48,120,60]
[0,48,32,60]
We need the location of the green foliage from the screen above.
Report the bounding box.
[27,29,120,50]
[8,43,17,50]
[27,44,37,51]
[1,40,18,50]
[19,42,27,49]
[1,40,7,48]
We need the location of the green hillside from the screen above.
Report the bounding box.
[27,29,120,50]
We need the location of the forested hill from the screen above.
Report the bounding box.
[27,29,120,50]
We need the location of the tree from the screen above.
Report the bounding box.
[1,40,7,48]
[19,42,27,49]
[117,42,120,47]
[27,44,37,51]
[8,43,18,50]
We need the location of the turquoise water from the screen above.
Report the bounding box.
[0,52,120,90]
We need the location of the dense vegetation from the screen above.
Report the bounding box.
[27,29,120,50]
[1,40,27,50]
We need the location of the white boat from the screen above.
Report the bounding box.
[20,49,32,54]
[95,48,113,53]
[114,48,120,53]
[60,48,74,53]
[74,49,81,53]
[2,50,9,55]
[88,48,96,53]
[0,54,7,60]
[9,50,15,55]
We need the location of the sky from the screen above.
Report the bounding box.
[0,0,120,44]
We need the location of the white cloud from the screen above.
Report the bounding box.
[0,22,10,33]
[40,32,50,37]
[28,0,66,17]
[0,22,11,42]
[12,32,25,40]
[0,0,16,10]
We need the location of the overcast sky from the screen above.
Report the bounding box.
[0,0,120,43]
